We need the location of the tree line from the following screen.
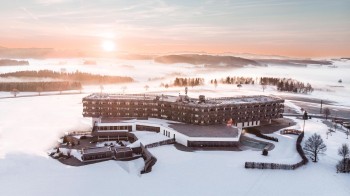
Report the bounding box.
[213,76,255,85]
[0,70,134,84]
[260,77,313,94]
[173,77,204,87]
[0,81,82,92]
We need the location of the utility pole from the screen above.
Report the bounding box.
[320,100,323,114]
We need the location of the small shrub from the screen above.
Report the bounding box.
[262,149,268,156]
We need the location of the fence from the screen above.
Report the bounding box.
[245,131,308,170]
[145,138,176,148]
[67,131,92,136]
[280,129,302,135]
[140,143,157,174]
[245,128,279,142]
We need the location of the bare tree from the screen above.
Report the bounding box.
[214,79,218,88]
[11,88,19,97]
[67,149,72,158]
[78,85,83,94]
[144,85,149,91]
[303,133,327,162]
[58,86,63,94]
[36,87,43,96]
[345,125,350,139]
[338,143,349,161]
[338,144,349,172]
[99,85,104,94]
[121,86,127,94]
[323,107,331,120]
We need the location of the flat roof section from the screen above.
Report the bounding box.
[82,147,111,154]
[168,123,239,138]
[100,117,148,123]
[114,147,132,153]
[83,93,283,106]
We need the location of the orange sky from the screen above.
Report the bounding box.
[0,0,349,58]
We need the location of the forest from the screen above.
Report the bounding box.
[260,77,313,93]
[173,77,205,87]
[0,81,82,92]
[0,70,134,84]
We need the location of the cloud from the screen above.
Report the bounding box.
[35,0,71,5]
[20,7,39,20]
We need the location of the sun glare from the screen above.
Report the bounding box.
[102,40,116,52]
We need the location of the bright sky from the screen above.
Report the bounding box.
[0,0,349,57]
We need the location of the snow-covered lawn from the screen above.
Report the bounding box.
[0,94,349,196]
[129,131,170,147]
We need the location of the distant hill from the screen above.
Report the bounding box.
[0,47,53,59]
[154,54,260,67]
[0,59,29,66]
[83,60,97,65]
[0,47,88,58]
[117,54,154,60]
[255,59,332,66]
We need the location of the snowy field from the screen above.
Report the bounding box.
[0,94,349,195]
[0,58,350,106]
[0,58,349,196]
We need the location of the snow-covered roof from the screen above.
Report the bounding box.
[82,147,111,154]
[83,93,283,107]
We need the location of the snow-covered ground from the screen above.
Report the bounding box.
[0,94,349,196]
[0,59,349,196]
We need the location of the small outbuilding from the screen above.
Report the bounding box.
[81,147,113,162]
[114,147,133,159]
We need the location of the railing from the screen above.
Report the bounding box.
[245,128,279,142]
[280,129,302,135]
[66,131,92,136]
[145,138,176,148]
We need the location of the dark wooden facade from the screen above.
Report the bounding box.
[83,94,284,126]
[81,146,133,162]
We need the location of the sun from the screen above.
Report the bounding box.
[102,40,116,52]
